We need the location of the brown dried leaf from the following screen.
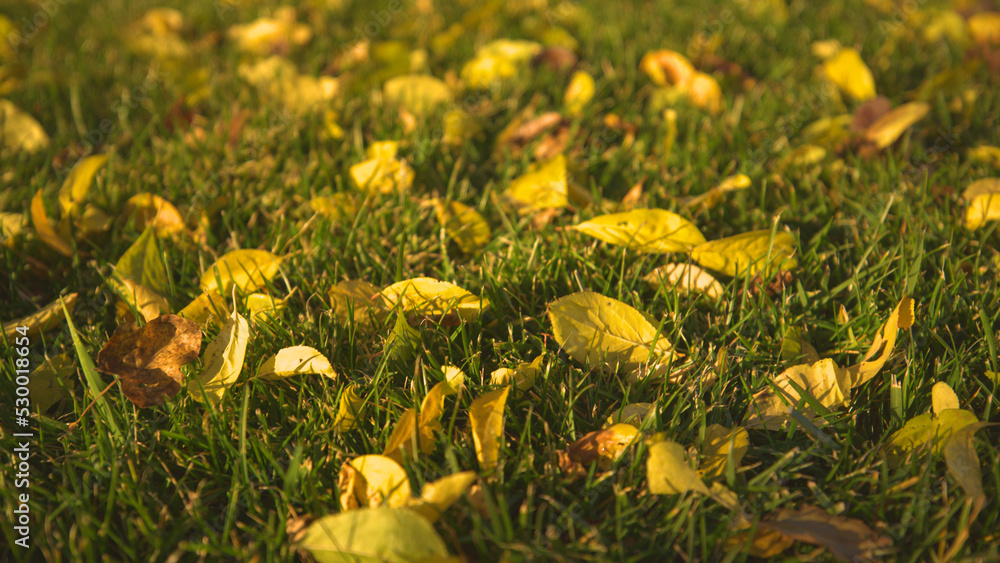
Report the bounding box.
[756,505,890,562]
[850,96,893,133]
[96,314,202,407]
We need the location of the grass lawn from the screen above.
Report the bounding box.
[2,0,1000,560]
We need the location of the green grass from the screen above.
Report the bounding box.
[2,0,1000,560]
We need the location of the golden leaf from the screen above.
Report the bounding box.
[188,307,249,405]
[333,383,364,433]
[244,293,286,325]
[691,229,797,278]
[380,277,488,322]
[383,74,452,116]
[931,381,960,415]
[505,155,572,214]
[643,263,724,299]
[199,249,283,295]
[30,189,73,256]
[3,293,77,340]
[846,295,914,387]
[178,292,230,327]
[469,386,510,472]
[646,440,710,495]
[547,291,674,377]
[58,154,108,217]
[699,425,749,481]
[433,199,491,254]
[863,101,930,149]
[341,455,413,508]
[299,507,450,562]
[963,178,1000,230]
[572,209,706,254]
[112,277,170,323]
[564,70,595,116]
[123,193,184,236]
[407,471,478,523]
[257,346,336,380]
[822,47,876,101]
[0,99,49,153]
[745,358,852,430]
[490,355,543,391]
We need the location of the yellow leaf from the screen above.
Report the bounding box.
[123,8,190,60]
[380,277,488,322]
[343,455,413,508]
[116,226,169,294]
[548,291,674,376]
[123,193,184,236]
[460,39,542,89]
[30,189,73,256]
[640,50,695,88]
[968,145,1000,168]
[334,383,365,433]
[863,101,930,149]
[691,229,797,278]
[643,263,724,300]
[505,155,571,214]
[0,99,49,153]
[112,277,170,323]
[28,354,76,413]
[407,471,478,523]
[329,279,385,329]
[189,307,249,405]
[745,358,852,430]
[3,293,77,340]
[646,440,710,495]
[846,295,914,387]
[681,174,751,211]
[237,56,339,115]
[58,154,108,217]
[226,8,312,55]
[888,409,979,464]
[931,381,959,414]
[963,178,1000,230]
[605,402,656,427]
[944,422,994,500]
[560,423,640,473]
[383,408,420,462]
[257,346,336,380]
[309,193,358,222]
[469,386,510,472]
[687,72,724,114]
[699,425,749,481]
[244,293,286,324]
[968,12,1000,45]
[200,249,283,295]
[490,354,544,391]
[572,209,706,253]
[823,47,876,101]
[383,74,452,116]
[433,199,491,254]
[0,211,25,248]
[349,141,414,195]
[178,292,230,327]
[300,507,450,562]
[442,109,481,145]
[780,327,821,365]
[564,70,595,116]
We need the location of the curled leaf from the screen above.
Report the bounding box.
[469,386,510,472]
[30,189,72,256]
[558,423,639,475]
[846,295,914,387]
[334,383,365,433]
[862,101,930,149]
[257,346,336,380]
[96,314,202,408]
[822,47,876,101]
[646,440,710,495]
[407,471,478,523]
[58,154,108,218]
[0,99,49,153]
[188,307,249,405]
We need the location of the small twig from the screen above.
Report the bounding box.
[67,379,119,431]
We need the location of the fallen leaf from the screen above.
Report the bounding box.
[888,408,979,462]
[349,140,414,195]
[469,386,510,472]
[341,455,413,508]
[328,279,385,329]
[564,70,595,116]
[433,199,491,254]
[461,39,542,88]
[846,295,914,387]
[754,505,890,562]
[572,209,706,254]
[931,381,960,414]
[178,292,230,327]
[300,507,450,563]
[822,47,877,101]
[963,178,1000,230]
[640,49,695,88]
[505,154,572,214]
[691,229,797,278]
[681,174,751,212]
[605,403,656,427]
[407,471,478,523]
[333,383,365,433]
[559,423,639,475]
[643,263,724,299]
[227,7,311,54]
[112,277,170,323]
[863,101,930,149]
[380,277,488,322]
[968,12,1000,45]
[188,306,249,405]
[244,293,286,324]
[30,189,73,256]
[200,249,283,295]
[3,293,77,340]
[0,99,49,153]
[967,145,1000,168]
[28,354,76,413]
[57,154,108,218]
[699,424,749,481]
[745,358,851,430]
[780,327,820,365]
[548,291,674,377]
[123,193,185,236]
[0,211,25,248]
[850,96,893,133]
[116,227,169,294]
[96,314,201,408]
[944,422,994,499]
[257,346,336,380]
[490,355,544,391]
[383,74,452,116]
[646,440,710,495]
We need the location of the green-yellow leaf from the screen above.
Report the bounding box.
[199,249,282,295]
[963,178,1000,230]
[605,402,656,428]
[188,307,249,405]
[780,327,820,365]
[334,383,364,433]
[863,101,930,149]
[111,277,170,323]
[434,199,491,254]
[469,386,510,472]
[647,440,710,495]
[931,381,959,414]
[699,424,749,481]
[3,293,77,340]
[944,422,994,500]
[547,291,674,375]
[244,293,286,324]
[888,409,979,463]
[349,141,414,195]
[380,277,488,322]
[29,354,76,413]
[691,229,797,278]
[407,471,478,523]
[573,209,705,253]
[123,193,185,236]
[116,226,169,294]
[257,346,336,380]
[822,47,876,101]
[300,507,449,563]
[58,154,108,217]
